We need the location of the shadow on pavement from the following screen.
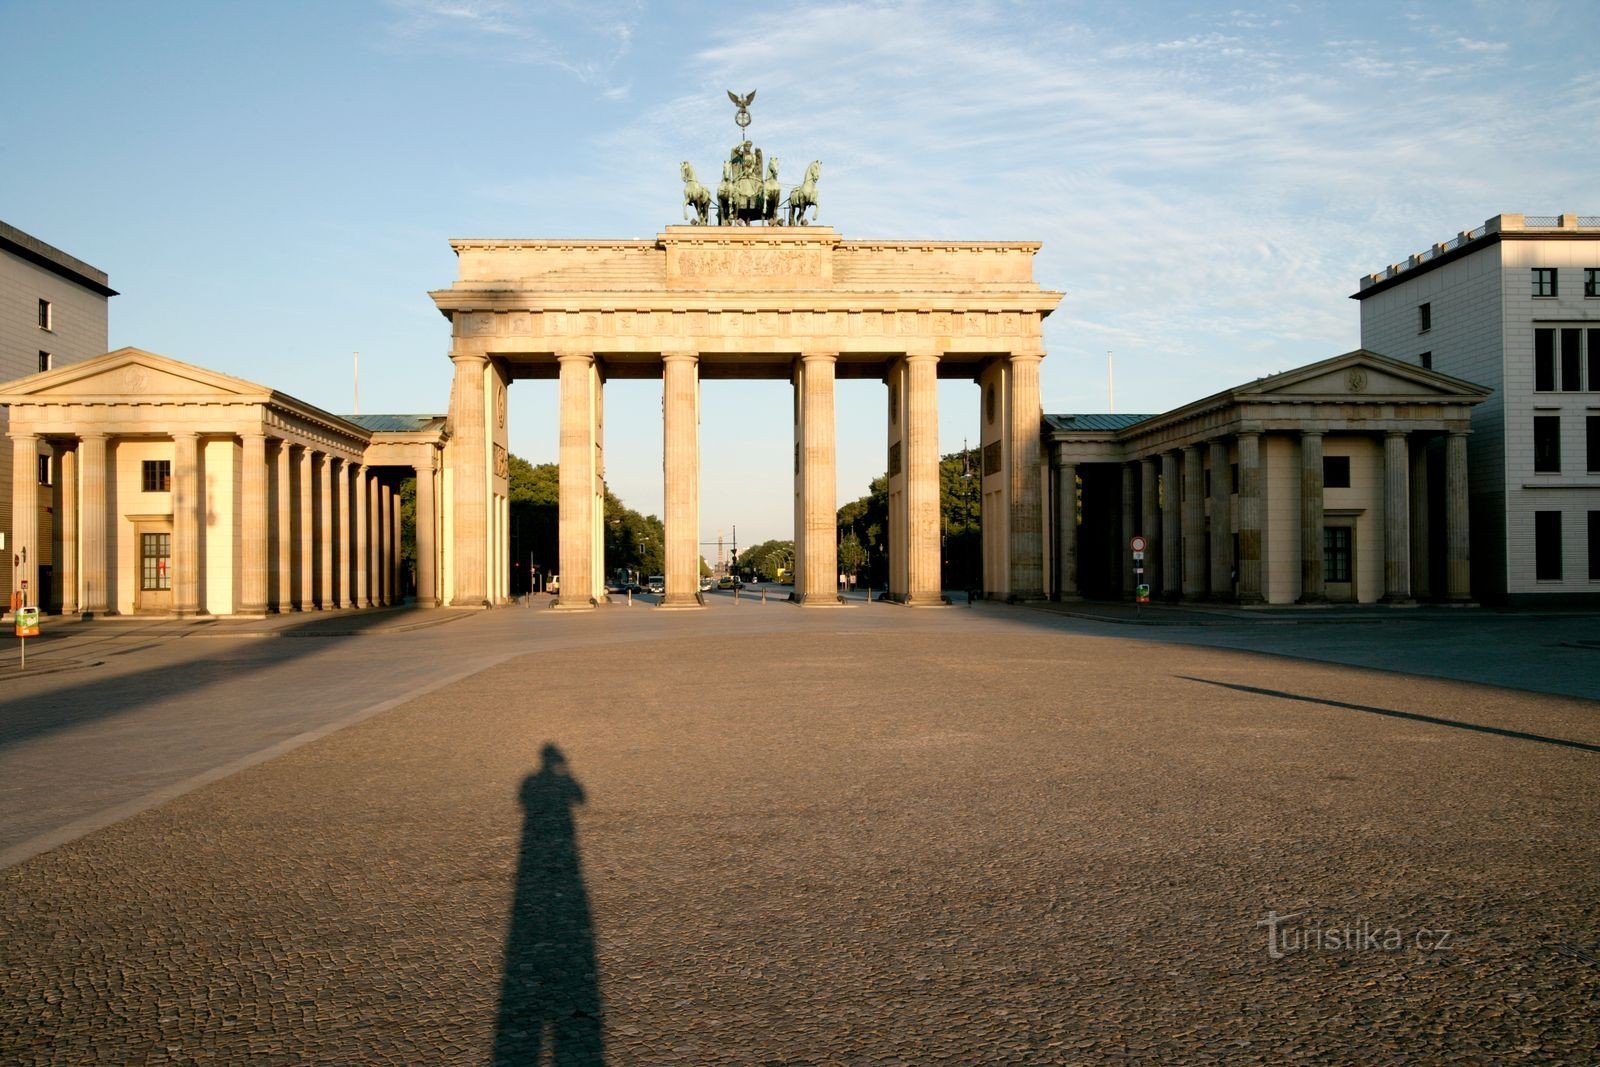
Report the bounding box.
[1178,675,1600,753]
[0,607,427,750]
[494,743,604,1066]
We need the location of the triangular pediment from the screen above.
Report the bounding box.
[0,347,273,402]
[1241,349,1489,401]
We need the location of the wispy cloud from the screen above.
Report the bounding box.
[380,0,638,92]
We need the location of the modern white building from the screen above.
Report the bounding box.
[1356,213,1600,603]
[0,221,117,605]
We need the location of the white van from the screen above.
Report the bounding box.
[646,575,665,594]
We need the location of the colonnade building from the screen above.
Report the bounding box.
[0,349,443,616]
[1044,350,1488,604]
[432,226,1063,609]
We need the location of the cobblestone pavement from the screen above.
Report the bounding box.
[2,606,1597,1063]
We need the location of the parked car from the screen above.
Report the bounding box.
[646,575,665,594]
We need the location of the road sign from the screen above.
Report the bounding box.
[1133,551,1145,561]
[1135,583,1151,604]
[1129,535,1147,553]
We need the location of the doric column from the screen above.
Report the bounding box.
[1208,439,1233,600]
[1235,432,1264,604]
[10,432,39,609]
[1054,456,1079,599]
[378,481,392,605]
[1410,439,1431,600]
[239,432,269,615]
[172,431,202,616]
[59,445,78,615]
[1160,451,1181,600]
[1120,463,1136,598]
[415,460,437,606]
[795,352,840,604]
[1181,444,1205,600]
[368,469,382,606]
[355,466,370,608]
[391,482,403,603]
[79,432,109,616]
[343,461,359,607]
[298,446,316,610]
[1445,431,1471,601]
[661,353,703,608]
[1140,456,1160,595]
[1006,352,1045,599]
[319,456,336,609]
[448,352,490,607]
[273,441,292,611]
[556,353,600,609]
[903,353,941,603]
[1382,432,1412,604]
[1297,430,1326,603]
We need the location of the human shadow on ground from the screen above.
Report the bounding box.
[1178,675,1600,753]
[494,743,604,1066]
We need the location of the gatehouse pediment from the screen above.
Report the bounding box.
[0,347,272,403]
[1241,349,1490,403]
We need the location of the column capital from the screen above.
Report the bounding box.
[556,351,596,366]
[660,351,699,366]
[1008,349,1045,364]
[799,351,838,365]
[8,431,38,444]
[1299,428,1325,439]
[450,351,490,366]
[240,429,267,440]
[1448,427,1471,438]
[171,430,199,441]
[903,352,940,365]
[78,430,108,441]
[1385,429,1408,440]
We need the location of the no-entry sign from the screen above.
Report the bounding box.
[1129,535,1147,553]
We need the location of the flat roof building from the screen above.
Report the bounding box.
[1355,213,1600,603]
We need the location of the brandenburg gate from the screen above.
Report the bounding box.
[432,226,1062,609]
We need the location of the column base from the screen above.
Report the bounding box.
[238,602,268,615]
[885,591,951,606]
[551,597,596,611]
[1380,594,1419,607]
[789,592,849,606]
[1295,593,1328,605]
[657,592,705,609]
[1236,592,1266,606]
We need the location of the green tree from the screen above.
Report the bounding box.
[839,531,867,579]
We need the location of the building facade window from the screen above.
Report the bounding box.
[1323,455,1351,489]
[1419,351,1433,370]
[37,351,51,373]
[1418,302,1431,332]
[1324,526,1353,583]
[1590,512,1600,581]
[1589,417,1600,473]
[141,459,171,492]
[37,298,51,330]
[1562,328,1583,390]
[1534,416,1561,473]
[140,533,171,591]
[1535,511,1562,580]
[1533,268,1558,297]
[1535,329,1556,391]
[1586,268,1600,298]
[37,454,50,486]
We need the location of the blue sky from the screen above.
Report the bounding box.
[5,1,1597,545]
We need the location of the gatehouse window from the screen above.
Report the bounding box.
[142,459,171,492]
[1535,511,1562,580]
[1419,351,1432,370]
[37,299,51,330]
[37,454,50,486]
[1323,527,1352,583]
[1322,455,1351,489]
[141,532,171,591]
[1562,328,1583,390]
[1418,302,1431,333]
[1534,416,1560,473]
[1535,329,1555,391]
[986,385,996,425]
[1533,268,1558,298]
[38,351,51,372]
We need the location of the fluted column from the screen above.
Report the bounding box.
[902,353,941,604]
[240,432,269,614]
[172,431,202,616]
[273,442,292,611]
[557,353,600,609]
[343,461,359,607]
[661,353,703,608]
[1409,439,1431,600]
[79,433,109,616]
[1160,451,1181,600]
[378,481,392,605]
[298,447,315,610]
[354,466,369,608]
[1445,431,1471,601]
[1140,457,1160,596]
[1382,432,1412,604]
[448,352,489,607]
[319,456,336,609]
[59,446,78,615]
[368,470,382,606]
[1235,431,1264,604]
[1208,439,1233,600]
[1007,352,1045,599]
[391,482,403,603]
[10,432,38,609]
[795,352,839,604]
[1181,444,1205,600]
[415,461,437,606]
[1298,430,1326,603]
[1055,457,1079,599]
